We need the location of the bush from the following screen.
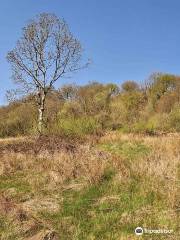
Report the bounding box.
[0,103,36,137]
[132,121,147,134]
[132,115,160,135]
[48,116,102,138]
[167,104,180,132]
[0,78,179,138]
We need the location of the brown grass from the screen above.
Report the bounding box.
[0,133,179,239]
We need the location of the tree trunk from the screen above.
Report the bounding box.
[37,90,46,134]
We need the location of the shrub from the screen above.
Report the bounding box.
[121,80,139,92]
[48,116,102,138]
[132,121,147,134]
[132,115,160,134]
[167,104,180,132]
[0,103,36,137]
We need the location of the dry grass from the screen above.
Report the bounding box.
[0,133,179,239]
[0,136,27,144]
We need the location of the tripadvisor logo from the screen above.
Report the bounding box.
[135,227,143,236]
[135,226,173,236]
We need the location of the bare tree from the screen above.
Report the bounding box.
[7,13,88,133]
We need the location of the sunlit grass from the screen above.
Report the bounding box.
[0,133,179,239]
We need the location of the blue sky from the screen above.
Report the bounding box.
[1,0,180,104]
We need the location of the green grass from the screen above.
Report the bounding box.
[0,215,21,240]
[0,172,32,203]
[0,138,178,239]
[98,140,150,160]
[0,173,31,192]
[38,169,174,240]
[0,169,177,239]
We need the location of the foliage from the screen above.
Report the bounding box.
[167,104,180,132]
[0,72,180,137]
[48,116,102,138]
[0,102,36,137]
[121,80,139,92]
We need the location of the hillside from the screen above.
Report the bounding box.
[0,132,179,239]
[1,6,180,240]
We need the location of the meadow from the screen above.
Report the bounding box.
[0,132,179,239]
[0,13,180,240]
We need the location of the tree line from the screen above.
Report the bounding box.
[1,13,180,137]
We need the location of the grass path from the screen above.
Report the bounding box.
[0,133,179,239]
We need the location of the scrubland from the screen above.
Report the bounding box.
[1,12,180,240]
[0,74,180,239]
[0,132,179,239]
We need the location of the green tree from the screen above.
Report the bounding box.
[147,73,176,109]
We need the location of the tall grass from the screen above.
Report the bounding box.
[0,133,179,239]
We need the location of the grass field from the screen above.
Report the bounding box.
[0,132,179,239]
